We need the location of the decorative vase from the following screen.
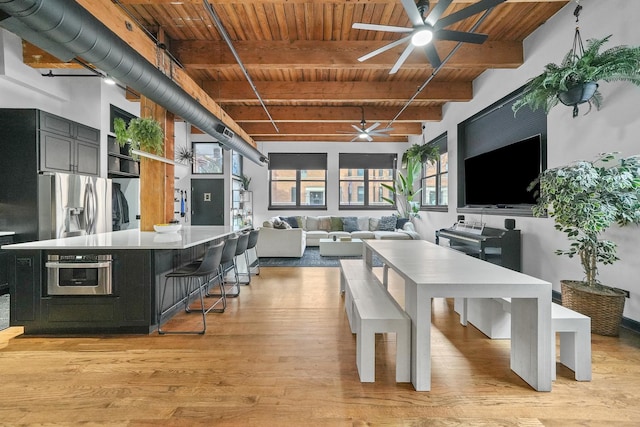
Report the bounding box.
[560,279,626,336]
[557,82,599,117]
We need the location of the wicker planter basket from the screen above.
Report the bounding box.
[561,280,626,336]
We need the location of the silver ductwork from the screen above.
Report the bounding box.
[0,0,267,165]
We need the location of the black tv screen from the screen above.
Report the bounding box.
[464,135,542,207]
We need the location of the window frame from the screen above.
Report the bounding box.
[268,153,327,210]
[420,134,449,212]
[191,142,224,175]
[338,153,397,210]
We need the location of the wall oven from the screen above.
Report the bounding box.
[46,254,113,295]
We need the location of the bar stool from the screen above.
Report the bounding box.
[158,241,225,335]
[244,228,261,281]
[233,232,250,286]
[210,235,239,298]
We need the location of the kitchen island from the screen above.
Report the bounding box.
[2,226,243,335]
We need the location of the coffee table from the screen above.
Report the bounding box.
[319,238,363,256]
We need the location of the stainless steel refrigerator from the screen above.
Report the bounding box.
[37,173,112,240]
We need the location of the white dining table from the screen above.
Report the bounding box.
[363,239,552,392]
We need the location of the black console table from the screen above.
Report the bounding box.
[435,221,521,272]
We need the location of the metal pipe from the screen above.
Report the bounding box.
[0,0,267,165]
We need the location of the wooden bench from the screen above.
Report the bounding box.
[339,260,410,383]
[461,297,591,381]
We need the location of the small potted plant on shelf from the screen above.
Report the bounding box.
[529,152,640,335]
[114,116,164,158]
[382,143,439,219]
[512,35,640,118]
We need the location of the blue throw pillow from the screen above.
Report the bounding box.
[378,216,397,231]
[342,216,359,232]
[281,216,299,228]
[396,217,410,230]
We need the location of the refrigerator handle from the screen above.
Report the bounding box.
[84,182,96,234]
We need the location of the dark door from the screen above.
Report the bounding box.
[191,179,225,225]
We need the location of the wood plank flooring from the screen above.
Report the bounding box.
[1,266,639,426]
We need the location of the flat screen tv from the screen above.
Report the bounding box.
[464,134,543,207]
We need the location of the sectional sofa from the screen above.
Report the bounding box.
[256,215,420,258]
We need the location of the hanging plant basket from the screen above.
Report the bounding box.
[561,280,626,336]
[557,81,599,117]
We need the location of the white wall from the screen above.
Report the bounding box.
[245,140,411,225]
[415,0,640,322]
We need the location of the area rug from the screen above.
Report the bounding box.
[259,246,383,267]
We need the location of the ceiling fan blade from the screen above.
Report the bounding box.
[435,29,488,44]
[424,0,453,27]
[350,135,360,142]
[389,43,416,74]
[351,124,363,132]
[423,43,442,69]
[365,134,373,142]
[357,35,412,62]
[366,122,381,133]
[352,22,413,33]
[400,0,425,27]
[435,0,505,31]
[433,0,506,30]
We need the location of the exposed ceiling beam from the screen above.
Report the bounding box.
[240,122,422,136]
[255,135,410,142]
[222,106,441,122]
[116,0,567,4]
[171,40,523,71]
[204,81,472,104]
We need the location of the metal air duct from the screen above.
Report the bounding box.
[0,0,267,165]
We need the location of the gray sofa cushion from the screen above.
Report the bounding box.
[342,216,359,232]
[378,215,397,231]
[351,230,376,240]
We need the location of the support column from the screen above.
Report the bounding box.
[139,97,175,231]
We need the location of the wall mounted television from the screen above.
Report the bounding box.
[464,134,544,207]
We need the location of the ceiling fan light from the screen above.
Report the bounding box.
[358,132,368,139]
[411,28,433,47]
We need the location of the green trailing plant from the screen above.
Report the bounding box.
[114,117,164,158]
[240,174,252,191]
[529,152,640,288]
[382,144,439,218]
[513,35,640,117]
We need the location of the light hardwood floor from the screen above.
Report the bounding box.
[1,266,639,426]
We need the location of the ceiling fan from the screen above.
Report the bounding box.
[353,0,505,73]
[337,107,394,142]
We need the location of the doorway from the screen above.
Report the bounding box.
[191,179,225,225]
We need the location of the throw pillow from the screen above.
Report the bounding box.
[281,216,299,228]
[357,216,369,231]
[342,216,359,232]
[273,218,292,229]
[295,216,306,229]
[369,217,379,231]
[318,216,331,231]
[396,217,410,230]
[378,216,397,231]
[306,216,319,231]
[330,216,343,231]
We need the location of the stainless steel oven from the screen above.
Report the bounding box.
[46,254,113,295]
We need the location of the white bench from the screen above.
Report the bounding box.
[459,297,591,381]
[339,260,411,383]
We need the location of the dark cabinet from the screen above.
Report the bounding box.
[0,235,14,295]
[0,109,100,177]
[38,111,100,175]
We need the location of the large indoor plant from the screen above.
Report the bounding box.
[114,116,164,157]
[382,143,439,218]
[512,35,640,117]
[530,152,640,335]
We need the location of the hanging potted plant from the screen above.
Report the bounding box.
[529,152,640,335]
[114,116,164,158]
[512,2,640,117]
[382,143,439,219]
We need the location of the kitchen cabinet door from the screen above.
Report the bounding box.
[40,131,75,173]
[76,140,100,176]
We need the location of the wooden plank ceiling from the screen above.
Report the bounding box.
[24,0,569,143]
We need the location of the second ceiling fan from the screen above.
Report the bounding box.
[353,0,506,73]
[337,107,394,142]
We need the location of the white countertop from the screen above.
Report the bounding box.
[0,231,16,237]
[1,226,242,250]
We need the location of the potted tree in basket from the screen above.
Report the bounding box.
[382,143,439,219]
[530,152,640,335]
